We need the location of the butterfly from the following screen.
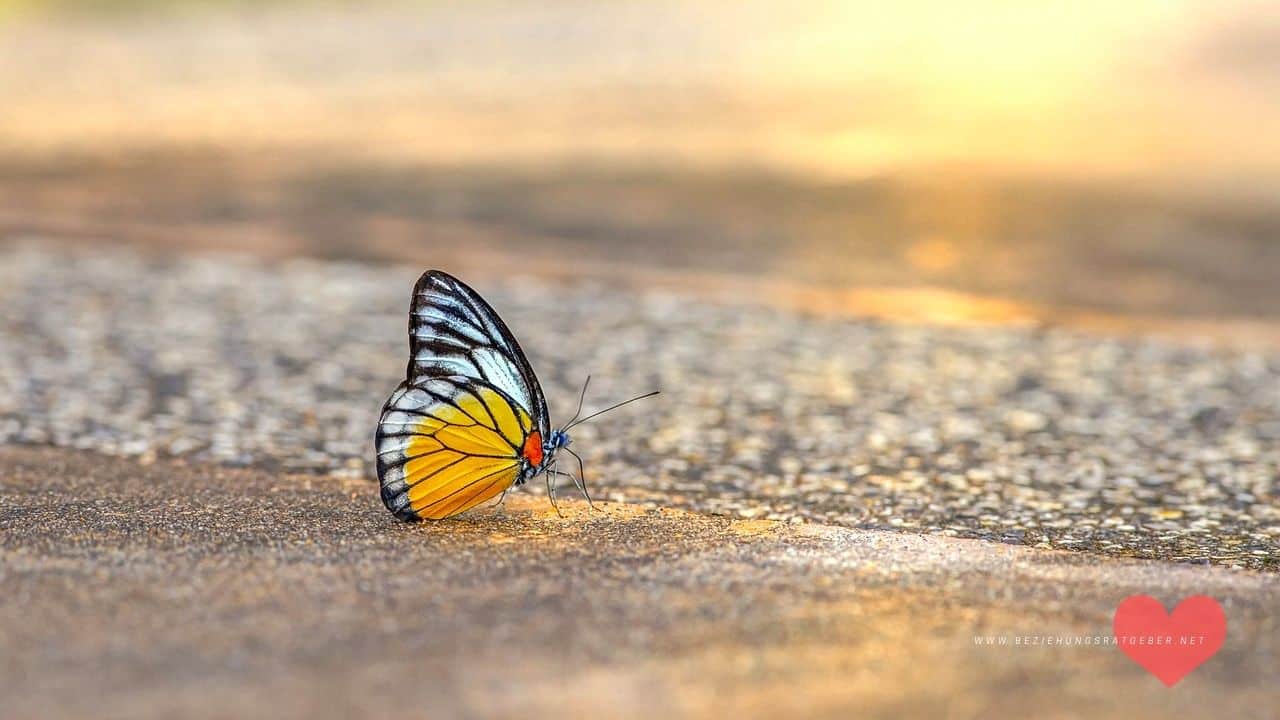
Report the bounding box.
[376,270,658,521]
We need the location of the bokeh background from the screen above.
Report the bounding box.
[4,4,1280,718]
[2,0,1279,322]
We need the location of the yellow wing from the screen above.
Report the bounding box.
[377,377,533,520]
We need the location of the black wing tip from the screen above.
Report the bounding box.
[412,270,491,311]
[381,484,423,522]
[422,269,457,281]
[392,505,423,523]
[414,269,465,293]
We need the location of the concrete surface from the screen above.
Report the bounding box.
[1,242,1277,569]
[2,446,1277,719]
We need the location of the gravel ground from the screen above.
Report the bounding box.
[1,242,1278,569]
[2,446,1277,720]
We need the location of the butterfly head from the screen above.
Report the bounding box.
[547,429,572,452]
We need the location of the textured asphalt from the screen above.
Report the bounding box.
[1,242,1278,570]
[2,446,1277,719]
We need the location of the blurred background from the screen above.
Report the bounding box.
[2,0,1279,323]
[5,7,1280,716]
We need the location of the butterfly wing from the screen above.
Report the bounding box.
[377,270,550,521]
[377,377,534,520]
[407,270,549,439]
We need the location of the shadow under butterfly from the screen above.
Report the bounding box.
[375,270,659,521]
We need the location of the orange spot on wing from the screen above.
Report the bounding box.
[522,431,543,467]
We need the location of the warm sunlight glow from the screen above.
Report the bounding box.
[1,1,1275,199]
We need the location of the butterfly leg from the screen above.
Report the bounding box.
[545,463,564,517]
[486,486,510,511]
[563,447,600,512]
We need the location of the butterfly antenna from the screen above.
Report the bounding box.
[562,390,660,432]
[563,446,599,512]
[563,375,592,427]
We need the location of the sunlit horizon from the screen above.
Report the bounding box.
[1,0,1277,202]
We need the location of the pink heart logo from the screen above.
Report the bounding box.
[1113,595,1226,687]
